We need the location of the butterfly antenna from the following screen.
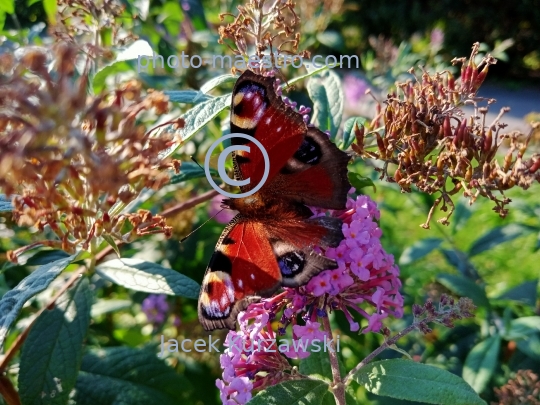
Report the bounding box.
[190,156,205,171]
[180,208,225,243]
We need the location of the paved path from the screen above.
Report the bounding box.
[466,83,540,133]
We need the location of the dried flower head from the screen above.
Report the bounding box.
[0,43,182,262]
[493,370,540,405]
[353,43,540,228]
[51,0,137,49]
[412,295,476,334]
[218,0,310,73]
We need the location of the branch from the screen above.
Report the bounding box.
[322,316,345,405]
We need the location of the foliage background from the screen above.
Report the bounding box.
[0,0,539,404]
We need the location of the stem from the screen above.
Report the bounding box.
[322,316,345,405]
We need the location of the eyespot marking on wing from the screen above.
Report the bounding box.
[230,82,268,130]
[294,135,322,165]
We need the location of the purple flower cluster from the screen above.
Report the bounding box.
[141,294,169,325]
[216,194,404,404]
[343,74,369,106]
[305,195,403,332]
[273,78,312,123]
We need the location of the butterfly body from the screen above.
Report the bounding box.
[198,71,351,330]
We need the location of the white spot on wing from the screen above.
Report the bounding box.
[250,274,255,280]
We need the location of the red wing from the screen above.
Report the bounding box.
[230,70,306,191]
[198,214,345,331]
[267,127,351,210]
[198,217,282,330]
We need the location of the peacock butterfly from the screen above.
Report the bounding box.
[198,70,351,330]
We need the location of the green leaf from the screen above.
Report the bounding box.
[340,117,367,150]
[164,90,212,104]
[95,258,200,299]
[43,0,57,24]
[505,316,540,340]
[93,60,134,93]
[468,224,537,256]
[74,347,192,405]
[19,277,93,405]
[516,333,540,361]
[399,238,443,266]
[436,274,489,308]
[91,299,132,317]
[287,64,331,86]
[316,31,344,52]
[159,1,183,36]
[247,379,329,405]
[200,74,237,93]
[0,254,76,348]
[168,161,217,184]
[307,70,343,139]
[441,249,471,276]
[496,280,538,307]
[451,199,473,235]
[25,250,71,266]
[180,94,231,141]
[0,194,13,212]
[0,0,15,14]
[348,172,376,192]
[299,348,345,383]
[351,359,485,405]
[102,235,121,257]
[462,335,501,393]
[321,391,336,405]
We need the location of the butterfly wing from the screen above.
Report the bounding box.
[198,215,344,331]
[230,71,350,209]
[198,218,281,330]
[268,127,351,209]
[230,71,306,191]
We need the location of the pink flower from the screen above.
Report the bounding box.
[283,321,326,359]
[343,74,369,106]
[327,269,354,294]
[363,312,388,333]
[208,195,237,224]
[215,194,404,402]
[306,271,332,297]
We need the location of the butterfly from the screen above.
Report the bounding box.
[198,70,351,330]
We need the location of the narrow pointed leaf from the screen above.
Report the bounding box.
[399,238,443,265]
[95,258,199,299]
[179,94,231,142]
[19,277,93,405]
[0,254,76,348]
[200,74,237,93]
[168,162,217,184]
[164,90,212,104]
[463,335,501,393]
[469,224,537,256]
[436,274,489,308]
